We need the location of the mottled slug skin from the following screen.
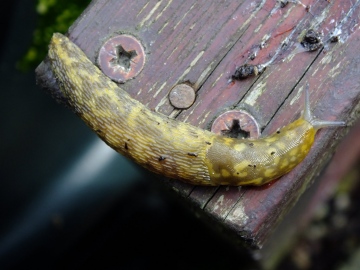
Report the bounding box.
[47,33,326,186]
[205,119,315,185]
[49,33,216,185]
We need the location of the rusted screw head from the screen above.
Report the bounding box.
[98,35,145,83]
[211,110,260,139]
[169,84,196,109]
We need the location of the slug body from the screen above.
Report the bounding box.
[48,33,344,186]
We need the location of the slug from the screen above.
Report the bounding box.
[47,33,345,186]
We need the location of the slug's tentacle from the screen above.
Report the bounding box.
[303,83,346,130]
[47,33,345,186]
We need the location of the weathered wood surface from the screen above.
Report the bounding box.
[36,0,360,249]
[256,117,360,269]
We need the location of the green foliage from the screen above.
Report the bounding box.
[19,0,91,71]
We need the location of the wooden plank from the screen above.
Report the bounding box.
[36,0,360,249]
[258,118,360,269]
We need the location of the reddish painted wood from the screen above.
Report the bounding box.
[36,0,360,249]
[257,118,360,268]
[205,186,245,220]
[297,118,360,230]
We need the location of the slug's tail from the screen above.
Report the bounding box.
[302,83,346,130]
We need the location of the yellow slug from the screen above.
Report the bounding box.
[47,33,345,186]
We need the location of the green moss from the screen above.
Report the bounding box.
[18,0,91,71]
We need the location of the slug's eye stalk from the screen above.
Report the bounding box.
[302,83,346,130]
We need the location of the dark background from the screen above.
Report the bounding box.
[3,1,360,270]
[0,1,246,269]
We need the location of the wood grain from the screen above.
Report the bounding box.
[36,0,360,249]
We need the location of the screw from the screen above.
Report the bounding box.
[169,84,196,109]
[98,35,146,83]
[211,110,260,139]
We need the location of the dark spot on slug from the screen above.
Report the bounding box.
[249,142,254,147]
[187,152,198,157]
[124,142,128,150]
[205,141,212,145]
[158,156,166,161]
[276,130,281,134]
[271,151,275,155]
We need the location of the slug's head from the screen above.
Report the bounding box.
[302,83,346,131]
